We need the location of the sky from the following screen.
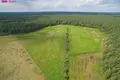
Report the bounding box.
[0,0,120,12]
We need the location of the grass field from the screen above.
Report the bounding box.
[16,26,66,80]
[69,26,102,54]
[15,25,104,80]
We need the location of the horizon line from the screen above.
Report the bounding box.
[0,11,120,13]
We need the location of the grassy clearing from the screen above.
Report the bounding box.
[68,25,105,80]
[16,25,66,80]
[15,25,104,80]
[68,26,103,54]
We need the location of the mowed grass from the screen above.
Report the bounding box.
[15,25,104,80]
[68,26,102,54]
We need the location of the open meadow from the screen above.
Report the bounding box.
[15,25,105,80]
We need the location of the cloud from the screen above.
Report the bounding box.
[0,0,120,12]
[99,0,120,4]
[0,3,29,12]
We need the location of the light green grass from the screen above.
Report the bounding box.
[92,63,103,80]
[16,25,104,80]
[16,25,66,80]
[68,26,102,54]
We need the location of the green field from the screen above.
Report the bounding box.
[69,26,102,54]
[16,25,104,80]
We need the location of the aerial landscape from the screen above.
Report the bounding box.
[0,0,120,80]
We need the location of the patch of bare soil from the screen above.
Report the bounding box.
[0,41,45,80]
[75,53,102,80]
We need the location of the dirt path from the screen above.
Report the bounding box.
[0,41,45,80]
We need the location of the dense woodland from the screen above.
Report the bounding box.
[0,14,120,80]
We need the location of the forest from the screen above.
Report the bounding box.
[0,13,120,80]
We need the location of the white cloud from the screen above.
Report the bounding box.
[0,0,119,12]
[0,3,28,12]
[26,0,102,11]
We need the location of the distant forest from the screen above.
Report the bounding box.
[0,13,120,80]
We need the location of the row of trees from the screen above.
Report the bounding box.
[0,14,120,79]
[64,28,70,80]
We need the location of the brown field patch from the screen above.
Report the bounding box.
[71,53,103,80]
[0,41,45,80]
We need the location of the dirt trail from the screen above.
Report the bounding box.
[0,41,45,80]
